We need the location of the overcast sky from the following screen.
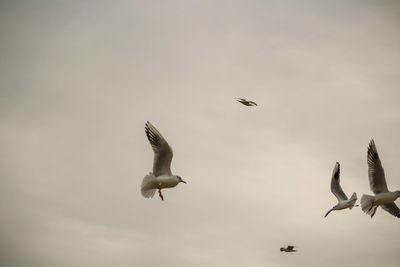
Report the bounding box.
[1,0,400,266]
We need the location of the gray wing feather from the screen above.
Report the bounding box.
[381,203,400,218]
[239,101,251,106]
[331,162,348,201]
[367,140,388,194]
[145,121,173,176]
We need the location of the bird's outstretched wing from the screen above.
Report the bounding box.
[367,139,388,194]
[248,101,257,106]
[330,162,348,201]
[288,246,295,250]
[381,203,400,218]
[145,121,173,176]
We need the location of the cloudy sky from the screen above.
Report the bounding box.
[1,0,400,266]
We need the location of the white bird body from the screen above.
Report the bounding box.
[335,197,358,210]
[155,174,181,189]
[141,122,186,200]
[324,162,357,217]
[361,192,400,217]
[361,139,400,218]
[325,193,358,217]
[373,192,400,205]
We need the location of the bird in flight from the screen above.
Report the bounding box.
[280,245,297,252]
[324,162,358,217]
[141,121,186,200]
[235,98,257,106]
[361,139,400,218]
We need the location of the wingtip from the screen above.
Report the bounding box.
[145,121,155,132]
[368,139,375,149]
[367,139,378,156]
[145,122,153,140]
[333,162,340,177]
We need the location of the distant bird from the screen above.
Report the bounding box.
[361,139,400,218]
[141,121,186,200]
[280,245,297,252]
[324,162,358,217]
[236,98,257,106]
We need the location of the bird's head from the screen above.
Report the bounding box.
[176,176,187,184]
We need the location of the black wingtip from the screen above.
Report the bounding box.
[368,139,375,149]
[367,139,378,157]
[145,122,152,140]
[333,162,340,178]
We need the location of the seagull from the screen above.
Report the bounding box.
[235,98,257,106]
[280,245,297,252]
[361,139,400,218]
[141,121,186,200]
[324,162,358,217]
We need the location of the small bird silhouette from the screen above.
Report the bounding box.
[235,98,257,106]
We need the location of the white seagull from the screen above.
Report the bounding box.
[280,245,297,252]
[324,162,358,217]
[235,98,257,106]
[361,139,400,218]
[141,121,186,200]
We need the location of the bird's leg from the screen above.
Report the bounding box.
[368,201,374,212]
[371,207,377,218]
[158,189,164,201]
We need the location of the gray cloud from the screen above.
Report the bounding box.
[1,0,400,266]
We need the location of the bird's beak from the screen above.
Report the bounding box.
[181,180,187,184]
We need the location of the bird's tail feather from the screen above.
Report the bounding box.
[349,192,357,210]
[361,194,375,214]
[141,173,157,198]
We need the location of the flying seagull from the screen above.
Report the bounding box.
[235,98,257,106]
[361,139,400,218]
[324,162,358,217]
[280,245,297,252]
[141,121,186,200]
